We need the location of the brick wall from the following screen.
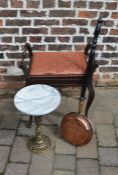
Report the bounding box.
[0,0,118,89]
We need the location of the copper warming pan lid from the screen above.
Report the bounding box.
[60,112,93,146]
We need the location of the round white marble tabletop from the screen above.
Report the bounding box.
[14,84,61,116]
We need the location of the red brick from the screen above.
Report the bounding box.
[15,37,27,43]
[17,60,30,67]
[63,19,88,26]
[0,68,7,74]
[1,37,12,43]
[106,45,117,51]
[100,12,109,18]
[100,28,108,35]
[0,81,25,89]
[91,20,112,30]
[48,44,72,51]
[43,0,55,8]
[104,20,114,27]
[80,28,89,34]
[99,67,118,72]
[0,10,17,17]
[50,10,75,17]
[74,1,87,8]
[22,28,48,35]
[30,36,42,43]
[90,20,98,27]
[106,2,117,10]
[111,12,118,19]
[34,19,59,26]
[112,60,118,65]
[96,45,104,51]
[6,53,22,59]
[0,45,19,51]
[32,45,46,51]
[97,60,109,65]
[58,36,70,43]
[0,20,3,26]
[11,0,23,8]
[0,0,8,7]
[0,61,14,66]
[73,36,84,42]
[0,76,4,81]
[89,2,103,9]
[0,28,19,34]
[79,11,97,18]
[110,29,118,35]
[3,75,24,81]
[103,37,118,43]
[87,36,93,43]
[51,28,76,35]
[26,1,40,8]
[20,10,46,17]
[6,19,31,26]
[44,37,56,43]
[74,45,86,51]
[58,0,71,8]
[102,52,118,58]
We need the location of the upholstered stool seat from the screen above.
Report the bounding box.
[30,52,87,76]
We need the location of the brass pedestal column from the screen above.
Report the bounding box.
[27,117,51,153]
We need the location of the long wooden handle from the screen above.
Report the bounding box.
[79,98,85,114]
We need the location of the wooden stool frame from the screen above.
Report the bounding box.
[19,18,102,127]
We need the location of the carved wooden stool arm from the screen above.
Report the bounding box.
[19,43,33,80]
[84,43,91,56]
[81,18,103,117]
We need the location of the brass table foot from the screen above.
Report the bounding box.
[27,135,51,153]
[27,117,51,154]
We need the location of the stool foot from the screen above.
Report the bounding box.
[27,135,51,153]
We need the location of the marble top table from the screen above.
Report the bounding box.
[14,84,61,116]
[14,84,61,154]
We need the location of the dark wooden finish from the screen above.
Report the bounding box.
[81,18,102,116]
[19,18,102,127]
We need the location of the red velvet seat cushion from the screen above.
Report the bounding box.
[30,52,87,76]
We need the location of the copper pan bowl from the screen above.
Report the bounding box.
[60,113,93,146]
